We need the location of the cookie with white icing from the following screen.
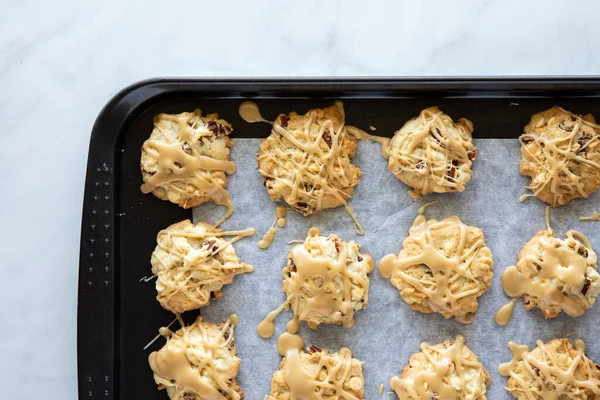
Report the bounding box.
[257,103,361,216]
[282,227,374,330]
[520,106,600,206]
[141,109,236,214]
[390,335,491,400]
[268,334,364,400]
[379,209,493,323]
[501,229,600,319]
[500,339,600,400]
[149,315,244,400]
[151,220,254,314]
[386,107,477,197]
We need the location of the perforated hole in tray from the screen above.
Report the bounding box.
[81,162,113,399]
[86,166,112,282]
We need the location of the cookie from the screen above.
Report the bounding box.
[267,333,364,400]
[379,205,493,323]
[256,227,373,338]
[149,315,244,400]
[283,227,373,329]
[386,107,477,198]
[151,220,254,314]
[520,106,600,206]
[501,229,600,319]
[257,102,361,218]
[141,109,236,220]
[390,335,491,400]
[500,338,600,399]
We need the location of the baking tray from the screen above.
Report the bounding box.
[78,77,600,400]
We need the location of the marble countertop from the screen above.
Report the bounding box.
[1,0,599,398]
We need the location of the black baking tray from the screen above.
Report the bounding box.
[77,77,600,399]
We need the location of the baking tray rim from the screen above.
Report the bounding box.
[77,76,600,400]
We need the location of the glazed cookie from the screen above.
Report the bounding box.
[151,220,254,314]
[257,227,373,337]
[149,315,244,400]
[267,333,364,400]
[257,102,361,221]
[282,227,373,329]
[520,106,600,206]
[501,228,600,320]
[390,335,491,400]
[141,109,236,221]
[499,338,600,399]
[386,107,477,198]
[379,205,493,323]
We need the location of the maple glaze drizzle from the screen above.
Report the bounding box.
[257,302,286,339]
[149,315,241,400]
[378,202,491,323]
[257,227,371,338]
[498,342,530,376]
[275,333,362,400]
[494,298,517,326]
[258,206,288,249]
[286,316,301,334]
[239,100,270,124]
[345,125,390,158]
[499,339,600,399]
[580,211,600,221]
[497,208,597,324]
[153,222,255,311]
[141,110,236,225]
[247,101,365,234]
[390,335,489,399]
[519,106,600,206]
[386,107,476,196]
[519,193,533,203]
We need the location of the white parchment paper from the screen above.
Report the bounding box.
[193,138,600,399]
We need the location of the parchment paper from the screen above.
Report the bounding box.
[193,138,600,399]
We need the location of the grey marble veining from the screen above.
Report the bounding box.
[1,0,599,398]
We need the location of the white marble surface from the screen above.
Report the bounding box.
[1,0,599,398]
